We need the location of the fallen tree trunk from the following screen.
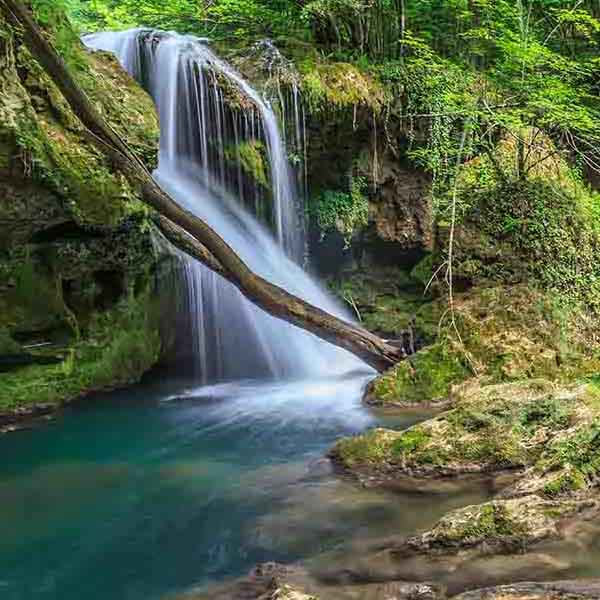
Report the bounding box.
[1,0,405,371]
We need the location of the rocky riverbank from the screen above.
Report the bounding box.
[189,561,600,599]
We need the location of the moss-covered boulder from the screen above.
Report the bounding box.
[367,284,600,408]
[445,133,600,307]
[419,495,589,553]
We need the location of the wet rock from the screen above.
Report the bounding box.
[332,380,600,487]
[189,562,446,600]
[453,580,600,600]
[367,161,433,252]
[0,403,55,433]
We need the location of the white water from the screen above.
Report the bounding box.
[83,30,371,383]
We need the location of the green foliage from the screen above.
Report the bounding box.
[68,0,304,40]
[31,0,89,71]
[311,176,368,246]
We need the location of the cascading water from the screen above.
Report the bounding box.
[83,30,368,383]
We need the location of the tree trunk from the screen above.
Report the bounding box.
[1,0,405,372]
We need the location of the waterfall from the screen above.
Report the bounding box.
[83,29,368,383]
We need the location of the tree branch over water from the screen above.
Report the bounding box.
[0,0,405,371]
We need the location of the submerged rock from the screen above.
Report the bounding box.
[186,561,446,600]
[453,580,600,600]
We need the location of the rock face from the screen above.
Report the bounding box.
[0,12,167,416]
[305,108,433,273]
[368,158,433,252]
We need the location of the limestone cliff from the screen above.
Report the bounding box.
[0,10,166,420]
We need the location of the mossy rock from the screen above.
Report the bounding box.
[333,380,600,480]
[0,247,67,334]
[448,136,600,309]
[366,343,469,408]
[0,10,163,416]
[424,495,585,551]
[224,139,269,188]
[300,60,384,113]
[367,284,600,407]
[0,17,159,230]
[0,290,161,414]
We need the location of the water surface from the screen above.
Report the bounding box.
[1,375,481,600]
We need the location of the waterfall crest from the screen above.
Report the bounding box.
[83,29,368,382]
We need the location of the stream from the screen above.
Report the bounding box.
[0,374,489,600]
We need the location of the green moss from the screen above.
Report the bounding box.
[430,499,534,546]
[0,17,158,229]
[361,295,421,337]
[0,329,20,354]
[31,0,90,72]
[336,380,598,475]
[300,61,384,113]
[225,140,269,188]
[370,284,600,407]
[333,428,396,467]
[537,418,600,486]
[390,427,448,466]
[328,267,427,334]
[518,395,572,431]
[17,116,143,228]
[372,343,470,406]
[542,468,587,498]
[0,248,67,334]
[391,428,431,454]
[444,503,524,542]
[410,254,435,289]
[0,290,161,412]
